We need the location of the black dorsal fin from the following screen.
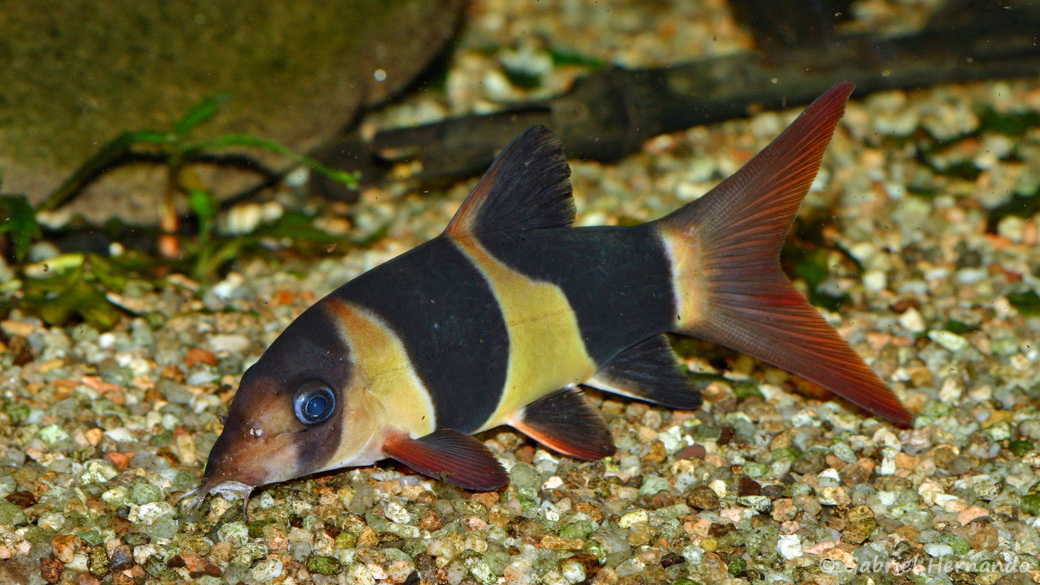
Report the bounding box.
[382,429,508,491]
[510,387,615,460]
[445,126,575,237]
[585,335,703,410]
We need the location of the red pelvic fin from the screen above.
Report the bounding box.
[660,83,912,426]
[382,429,508,491]
[511,387,615,460]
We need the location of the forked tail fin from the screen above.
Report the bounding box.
[658,82,912,426]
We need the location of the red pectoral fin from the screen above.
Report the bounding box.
[382,429,509,491]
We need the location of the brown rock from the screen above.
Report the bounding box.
[51,534,85,564]
[4,491,37,508]
[842,457,876,486]
[737,476,761,496]
[675,444,707,459]
[686,485,720,510]
[0,0,466,224]
[185,348,218,368]
[40,558,64,584]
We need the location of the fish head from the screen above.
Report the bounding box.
[197,302,383,498]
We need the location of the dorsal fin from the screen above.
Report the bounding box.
[445,125,575,237]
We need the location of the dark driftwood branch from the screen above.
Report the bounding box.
[310,0,1040,199]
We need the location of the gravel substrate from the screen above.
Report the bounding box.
[4,2,1040,584]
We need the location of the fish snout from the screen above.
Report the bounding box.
[199,418,299,496]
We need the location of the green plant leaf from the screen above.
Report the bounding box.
[23,272,122,330]
[1008,290,1040,316]
[0,194,41,262]
[255,210,344,246]
[187,134,359,188]
[175,94,231,136]
[187,188,218,239]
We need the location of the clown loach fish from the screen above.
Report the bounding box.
[194,82,911,499]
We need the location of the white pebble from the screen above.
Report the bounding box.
[134,502,175,524]
[938,376,964,403]
[104,428,135,442]
[225,204,263,235]
[542,476,563,490]
[250,558,283,581]
[862,270,887,292]
[207,334,251,353]
[924,543,954,558]
[817,486,851,506]
[383,501,412,524]
[898,308,926,332]
[80,459,118,484]
[560,559,586,584]
[928,330,969,352]
[618,509,649,528]
[777,534,803,560]
[997,215,1026,243]
[955,268,987,284]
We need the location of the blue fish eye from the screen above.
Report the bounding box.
[293,382,336,425]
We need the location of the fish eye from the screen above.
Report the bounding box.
[293,382,336,425]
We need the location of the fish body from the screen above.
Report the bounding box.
[198,82,911,496]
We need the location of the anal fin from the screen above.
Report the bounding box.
[510,387,615,460]
[585,335,703,410]
[382,429,508,491]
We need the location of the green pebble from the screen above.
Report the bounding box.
[306,555,342,575]
[583,539,608,564]
[464,554,497,585]
[991,336,1019,356]
[142,517,178,540]
[1021,494,1040,516]
[770,448,801,462]
[639,475,671,496]
[39,424,71,445]
[150,429,174,448]
[693,425,721,440]
[334,531,358,549]
[937,533,970,555]
[831,441,857,464]
[76,529,104,546]
[3,401,30,425]
[248,519,277,539]
[509,462,539,489]
[231,542,268,566]
[89,546,110,577]
[728,557,746,576]
[172,469,198,490]
[560,520,593,540]
[1010,440,1034,457]
[130,482,162,505]
[0,500,27,525]
[743,462,768,478]
[732,382,763,399]
[672,579,702,585]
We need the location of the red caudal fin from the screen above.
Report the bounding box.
[658,83,912,426]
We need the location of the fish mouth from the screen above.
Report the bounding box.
[180,475,256,519]
[181,478,254,505]
[191,412,303,505]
